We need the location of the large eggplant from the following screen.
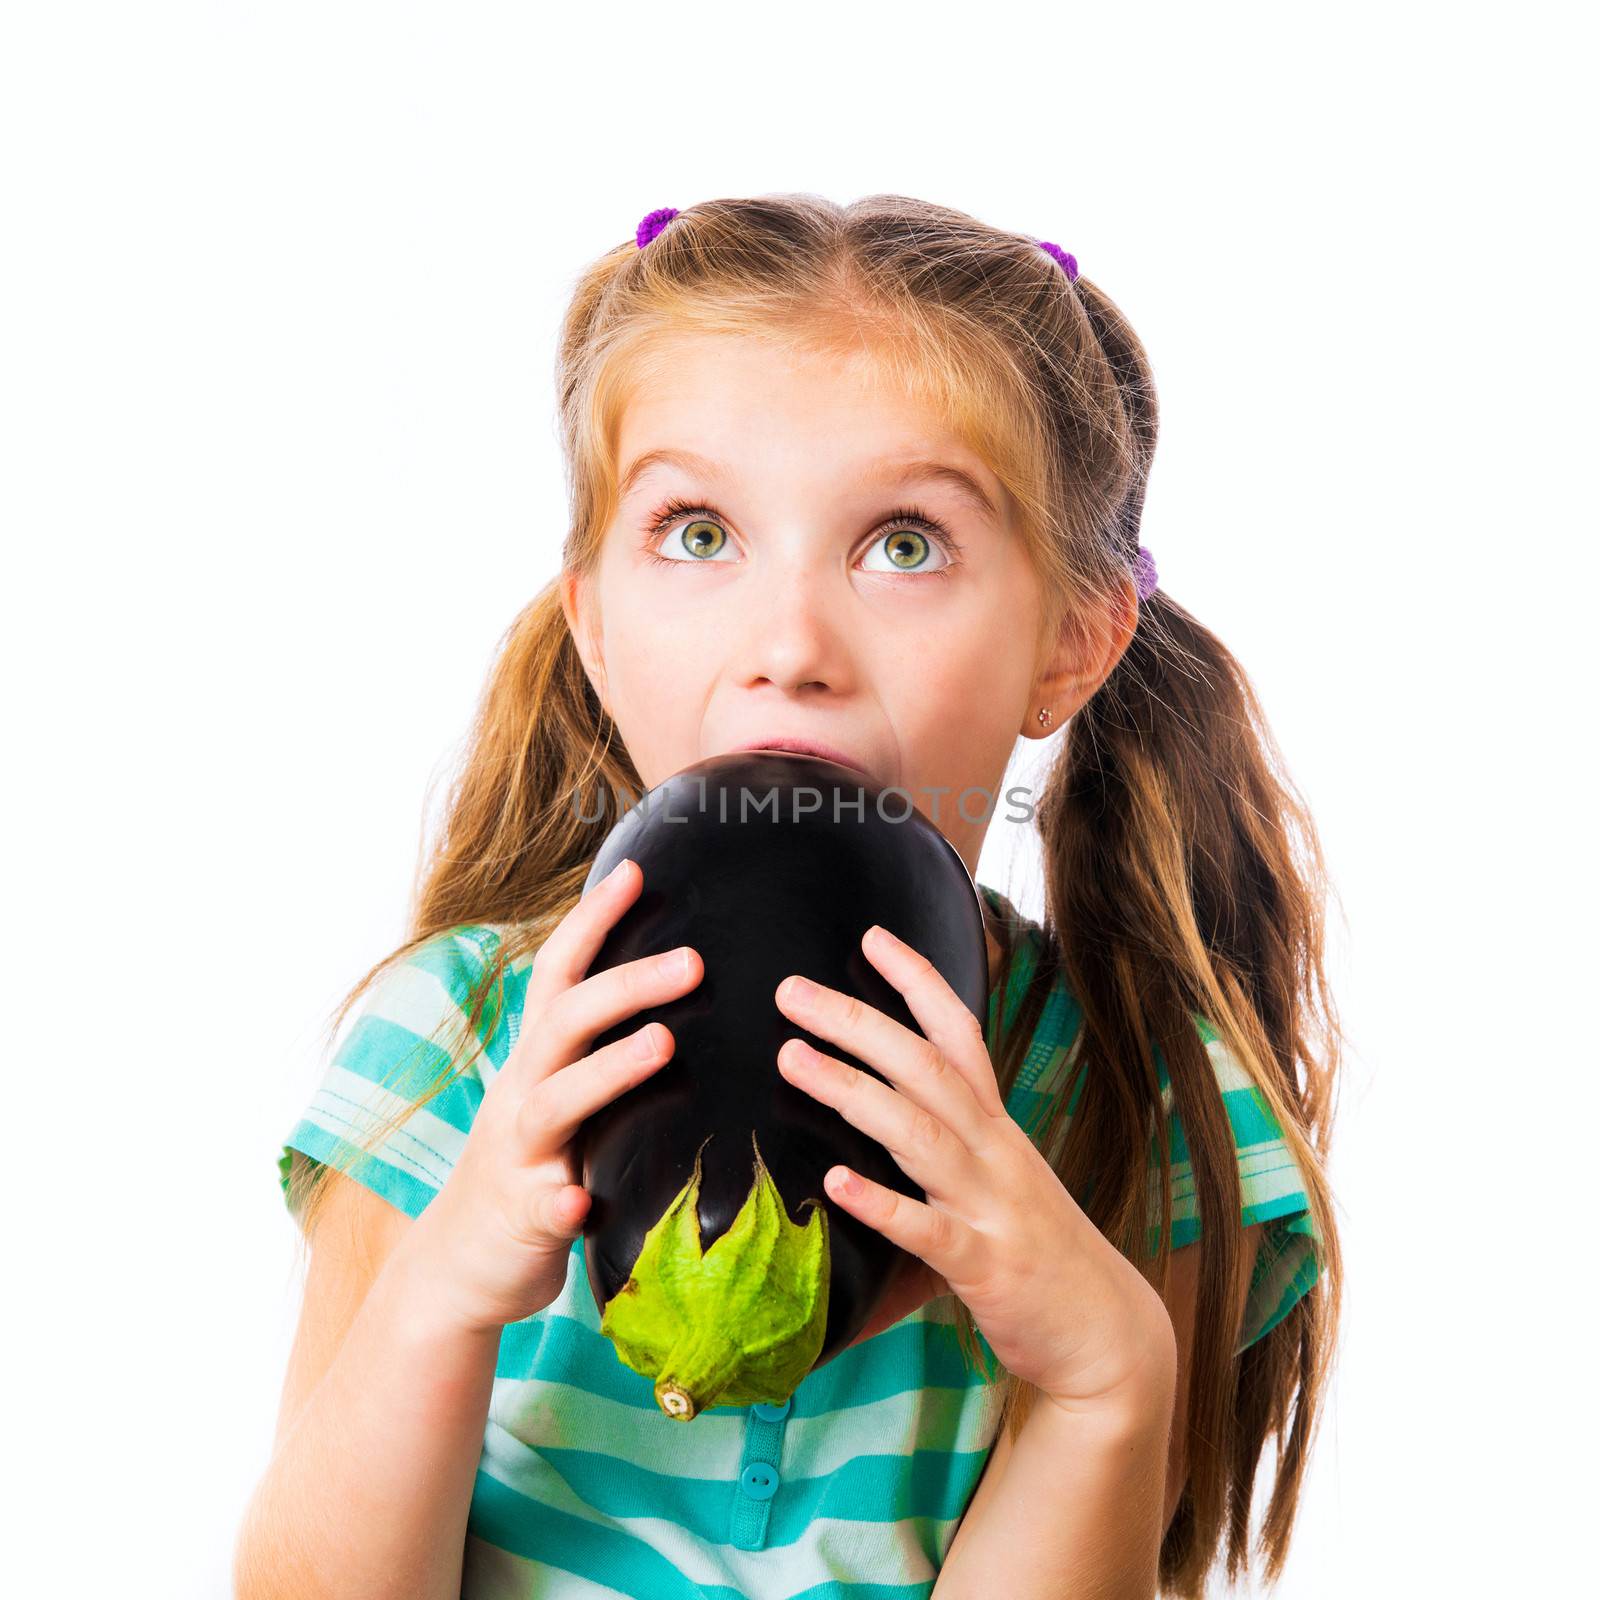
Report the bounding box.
[575,750,988,1421]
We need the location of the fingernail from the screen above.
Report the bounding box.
[784,975,817,1005]
[606,858,633,885]
[633,1024,662,1061]
[830,1167,863,1196]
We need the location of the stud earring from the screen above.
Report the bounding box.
[1037,707,1053,728]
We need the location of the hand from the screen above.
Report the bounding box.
[403,858,704,1335]
[774,924,1176,1414]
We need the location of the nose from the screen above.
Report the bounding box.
[734,557,853,696]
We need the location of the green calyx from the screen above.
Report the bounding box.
[599,1131,830,1422]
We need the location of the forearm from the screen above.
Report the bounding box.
[934,1377,1176,1600]
[234,1241,502,1600]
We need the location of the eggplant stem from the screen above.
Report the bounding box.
[651,1323,747,1420]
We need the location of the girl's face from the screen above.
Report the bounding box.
[563,332,1127,879]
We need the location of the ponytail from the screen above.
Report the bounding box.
[1022,586,1345,1594]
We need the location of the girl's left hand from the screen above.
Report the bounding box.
[774,923,1177,1415]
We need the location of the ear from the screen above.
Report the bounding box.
[1025,576,1139,739]
[560,569,609,715]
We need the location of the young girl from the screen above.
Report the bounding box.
[241,193,1342,1600]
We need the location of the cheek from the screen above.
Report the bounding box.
[609,628,695,702]
[879,639,1023,790]
[596,574,684,679]
[599,607,709,750]
[881,635,997,728]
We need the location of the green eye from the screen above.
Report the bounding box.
[861,514,955,575]
[881,530,930,570]
[677,519,727,559]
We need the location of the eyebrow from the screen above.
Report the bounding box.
[876,460,1000,523]
[617,448,1000,523]
[618,448,729,503]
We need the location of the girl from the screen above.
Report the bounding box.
[241,193,1342,1600]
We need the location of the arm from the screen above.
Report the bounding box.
[233,1172,501,1600]
[936,1222,1264,1596]
[934,1331,1176,1599]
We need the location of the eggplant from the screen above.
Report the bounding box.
[575,750,988,1420]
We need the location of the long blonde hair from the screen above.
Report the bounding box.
[287,192,1343,1596]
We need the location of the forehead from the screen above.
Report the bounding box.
[613,333,1006,522]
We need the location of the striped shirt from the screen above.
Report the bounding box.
[277,883,1321,1598]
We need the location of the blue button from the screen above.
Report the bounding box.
[739,1463,779,1500]
[752,1398,791,1422]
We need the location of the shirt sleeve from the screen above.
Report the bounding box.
[277,923,517,1226]
[1149,1015,1326,1355]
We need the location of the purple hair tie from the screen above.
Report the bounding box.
[1034,238,1078,282]
[636,207,679,248]
[1133,546,1158,602]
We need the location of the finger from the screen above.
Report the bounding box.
[861,925,1008,1117]
[818,1161,978,1284]
[537,1183,591,1241]
[508,1177,593,1250]
[527,856,644,1003]
[514,941,703,1089]
[776,1037,980,1198]
[774,969,993,1145]
[514,1020,675,1153]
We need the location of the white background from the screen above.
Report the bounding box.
[6,3,1593,1594]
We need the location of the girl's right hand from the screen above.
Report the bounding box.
[398,858,702,1335]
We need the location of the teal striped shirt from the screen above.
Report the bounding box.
[277,884,1321,1597]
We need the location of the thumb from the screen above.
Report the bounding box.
[546,1184,590,1238]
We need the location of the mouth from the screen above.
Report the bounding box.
[732,737,874,780]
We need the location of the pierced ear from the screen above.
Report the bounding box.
[1025,581,1139,735]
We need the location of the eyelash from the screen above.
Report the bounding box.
[640,496,965,576]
